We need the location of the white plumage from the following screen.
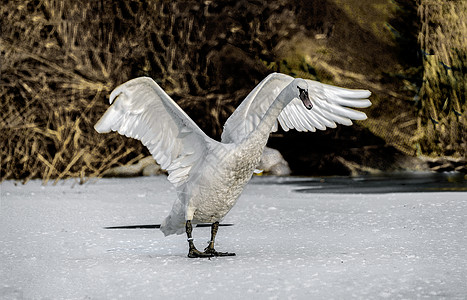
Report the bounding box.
[95,72,371,256]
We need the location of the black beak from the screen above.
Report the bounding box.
[299,89,312,110]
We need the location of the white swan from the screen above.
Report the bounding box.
[95,72,371,257]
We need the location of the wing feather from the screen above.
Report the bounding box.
[95,77,215,186]
[221,73,293,143]
[221,73,371,143]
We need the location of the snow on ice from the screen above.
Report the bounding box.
[1,175,466,299]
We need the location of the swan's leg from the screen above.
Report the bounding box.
[186,220,214,258]
[204,222,236,256]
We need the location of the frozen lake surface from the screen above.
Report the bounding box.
[1,174,466,299]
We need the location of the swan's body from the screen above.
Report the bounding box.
[95,72,371,257]
[162,133,263,233]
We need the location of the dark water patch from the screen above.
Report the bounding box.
[252,172,467,194]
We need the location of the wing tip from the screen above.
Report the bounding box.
[360,90,372,99]
[94,122,108,133]
[94,115,111,133]
[94,106,122,133]
[360,99,372,108]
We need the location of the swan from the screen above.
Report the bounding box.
[95,72,371,257]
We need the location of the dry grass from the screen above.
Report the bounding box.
[0,0,302,183]
[416,0,466,157]
[2,0,464,184]
[0,0,149,183]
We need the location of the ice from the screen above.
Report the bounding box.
[1,176,466,299]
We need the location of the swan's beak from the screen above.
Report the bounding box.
[300,90,313,110]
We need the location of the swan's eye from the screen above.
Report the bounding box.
[297,86,308,97]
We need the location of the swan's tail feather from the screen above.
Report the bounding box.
[104,223,233,229]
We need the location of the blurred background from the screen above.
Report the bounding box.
[1,0,465,183]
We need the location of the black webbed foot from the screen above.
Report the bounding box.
[188,248,215,258]
[204,247,236,257]
[185,220,235,258]
[203,221,236,256]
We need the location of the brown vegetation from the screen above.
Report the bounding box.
[1,0,465,183]
[0,0,301,183]
[416,0,466,157]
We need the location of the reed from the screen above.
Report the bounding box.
[416,0,466,157]
[0,0,147,183]
[1,0,298,183]
[4,0,462,183]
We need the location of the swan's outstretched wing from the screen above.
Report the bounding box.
[95,77,214,186]
[279,77,371,132]
[221,73,371,144]
[221,73,291,144]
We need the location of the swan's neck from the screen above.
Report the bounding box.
[255,87,291,138]
[236,87,291,173]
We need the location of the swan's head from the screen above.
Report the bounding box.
[294,79,312,110]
